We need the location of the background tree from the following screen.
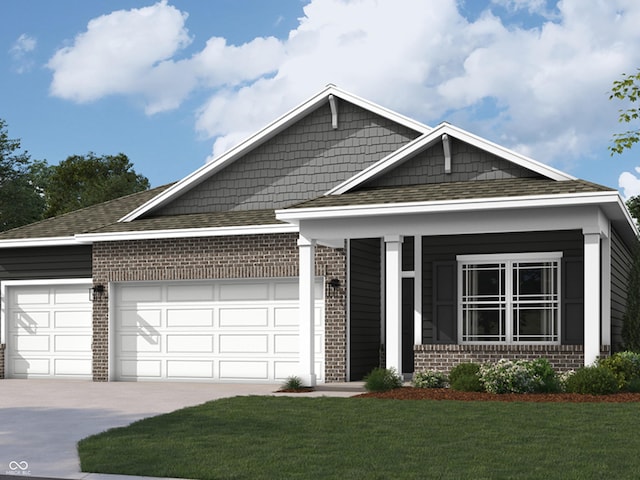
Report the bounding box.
[610,69,640,156]
[0,119,46,231]
[44,152,150,217]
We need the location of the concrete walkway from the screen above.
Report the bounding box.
[0,379,364,480]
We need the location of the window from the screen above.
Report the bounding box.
[458,253,561,344]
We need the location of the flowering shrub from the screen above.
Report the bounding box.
[479,358,560,394]
[412,370,448,389]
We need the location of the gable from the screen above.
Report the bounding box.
[362,137,542,189]
[154,101,421,216]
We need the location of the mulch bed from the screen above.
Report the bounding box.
[355,387,640,403]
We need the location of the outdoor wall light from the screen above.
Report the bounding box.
[328,278,341,289]
[90,284,106,301]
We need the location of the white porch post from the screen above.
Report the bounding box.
[601,225,611,349]
[298,235,316,386]
[414,236,423,346]
[583,233,601,366]
[385,235,402,374]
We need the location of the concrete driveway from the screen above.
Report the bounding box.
[0,379,361,479]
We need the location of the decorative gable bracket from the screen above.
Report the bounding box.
[328,94,338,129]
[442,133,451,174]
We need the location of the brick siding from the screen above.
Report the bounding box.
[414,344,611,374]
[92,233,347,382]
[0,344,4,379]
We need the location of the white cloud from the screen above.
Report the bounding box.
[9,33,37,73]
[619,168,640,200]
[47,1,192,105]
[47,0,640,175]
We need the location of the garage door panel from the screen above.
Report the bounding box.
[54,310,92,328]
[119,334,161,353]
[54,288,90,304]
[54,335,91,352]
[167,284,215,302]
[274,335,298,353]
[14,335,50,352]
[167,335,214,353]
[167,360,214,379]
[219,335,268,354]
[114,279,325,383]
[14,289,50,304]
[13,358,50,376]
[54,358,91,376]
[120,285,162,302]
[119,309,162,328]
[12,311,49,330]
[219,361,268,380]
[274,307,298,326]
[219,308,268,327]
[120,360,162,378]
[220,282,268,301]
[166,308,214,327]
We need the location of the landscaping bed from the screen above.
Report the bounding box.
[357,386,640,402]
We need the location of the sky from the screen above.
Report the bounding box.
[2,0,640,199]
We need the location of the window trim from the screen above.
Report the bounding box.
[456,252,563,345]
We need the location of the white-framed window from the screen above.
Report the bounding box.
[457,252,562,344]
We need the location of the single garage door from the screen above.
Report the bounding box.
[5,282,93,378]
[113,278,324,382]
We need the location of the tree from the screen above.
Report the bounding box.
[44,153,150,217]
[610,69,640,155]
[0,119,46,231]
[623,246,640,352]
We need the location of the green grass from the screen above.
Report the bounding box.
[79,396,640,480]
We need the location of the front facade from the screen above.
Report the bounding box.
[0,85,636,384]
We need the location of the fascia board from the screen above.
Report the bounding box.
[75,223,298,243]
[120,85,430,223]
[276,191,621,221]
[0,236,79,249]
[328,123,575,195]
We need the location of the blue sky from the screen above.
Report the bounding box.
[2,0,640,198]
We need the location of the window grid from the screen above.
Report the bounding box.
[459,257,560,345]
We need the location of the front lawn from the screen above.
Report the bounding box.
[79,396,640,479]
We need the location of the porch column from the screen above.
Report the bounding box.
[385,235,402,374]
[583,233,601,366]
[601,225,611,348]
[298,235,316,386]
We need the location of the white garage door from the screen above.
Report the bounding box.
[5,282,93,378]
[113,278,324,382]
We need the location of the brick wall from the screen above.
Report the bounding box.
[92,233,347,382]
[414,344,612,374]
[0,344,4,379]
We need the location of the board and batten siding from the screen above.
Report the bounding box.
[611,227,634,350]
[422,230,584,345]
[0,246,92,280]
[349,238,382,380]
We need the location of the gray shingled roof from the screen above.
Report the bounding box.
[0,177,615,241]
[286,178,615,210]
[0,184,174,240]
[88,209,284,234]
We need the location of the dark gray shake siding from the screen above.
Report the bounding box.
[611,227,633,350]
[0,245,92,280]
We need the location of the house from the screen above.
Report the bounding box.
[0,85,636,385]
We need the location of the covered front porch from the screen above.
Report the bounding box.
[277,190,630,386]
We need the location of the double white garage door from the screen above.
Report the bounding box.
[5,279,324,382]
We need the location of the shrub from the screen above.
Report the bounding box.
[281,375,304,390]
[598,351,640,391]
[479,358,560,394]
[412,370,448,389]
[565,366,619,395]
[449,363,484,392]
[364,367,403,392]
